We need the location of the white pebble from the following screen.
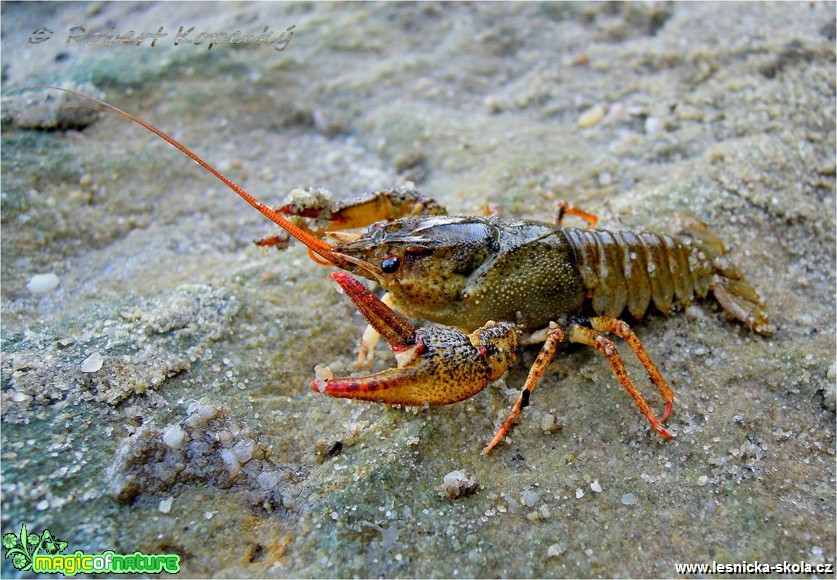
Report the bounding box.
[540,413,560,433]
[197,404,218,420]
[257,470,282,490]
[547,543,565,558]
[591,481,603,493]
[10,390,31,402]
[81,352,104,373]
[621,493,638,505]
[437,470,479,500]
[520,489,540,507]
[159,497,173,513]
[220,448,241,476]
[576,488,584,499]
[27,273,59,294]
[314,364,333,393]
[36,499,50,511]
[605,102,628,123]
[232,439,255,463]
[185,403,218,427]
[697,475,709,486]
[644,116,662,135]
[162,424,187,449]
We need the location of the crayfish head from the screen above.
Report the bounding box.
[333,216,500,327]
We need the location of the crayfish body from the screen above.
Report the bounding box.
[327,212,772,337]
[41,87,772,455]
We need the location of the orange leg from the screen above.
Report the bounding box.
[253,232,290,250]
[588,316,674,422]
[568,322,672,439]
[483,316,674,454]
[555,200,599,228]
[471,202,504,217]
[483,324,564,455]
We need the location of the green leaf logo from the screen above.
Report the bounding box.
[2,524,67,571]
[41,530,68,555]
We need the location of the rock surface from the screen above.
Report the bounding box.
[2,3,834,577]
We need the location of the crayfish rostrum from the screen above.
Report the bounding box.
[41,87,773,455]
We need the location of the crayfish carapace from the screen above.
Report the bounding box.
[42,87,773,455]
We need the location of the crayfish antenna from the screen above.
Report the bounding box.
[34,86,343,267]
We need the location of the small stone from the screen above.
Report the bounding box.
[591,481,603,493]
[257,470,282,490]
[81,352,104,373]
[578,104,605,128]
[314,364,333,393]
[197,404,217,420]
[644,116,662,135]
[437,470,479,500]
[185,403,219,427]
[704,500,717,514]
[605,102,628,123]
[598,172,612,187]
[232,439,255,463]
[576,488,584,499]
[162,424,187,449]
[697,475,709,486]
[520,489,540,507]
[220,448,241,476]
[159,497,173,513]
[621,493,638,505]
[540,413,561,433]
[547,543,565,558]
[27,273,60,294]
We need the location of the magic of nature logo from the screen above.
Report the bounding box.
[3,523,180,576]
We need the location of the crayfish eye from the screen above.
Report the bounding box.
[381,253,401,274]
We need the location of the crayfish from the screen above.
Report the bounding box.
[41,87,773,455]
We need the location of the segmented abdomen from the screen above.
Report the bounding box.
[563,228,716,320]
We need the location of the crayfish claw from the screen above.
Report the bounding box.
[278,185,446,237]
[314,272,519,406]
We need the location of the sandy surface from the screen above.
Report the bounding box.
[2,2,835,577]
